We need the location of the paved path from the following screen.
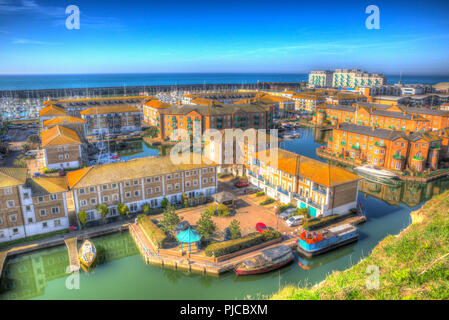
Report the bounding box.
[64,238,80,272]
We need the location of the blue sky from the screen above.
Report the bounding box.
[0,0,448,74]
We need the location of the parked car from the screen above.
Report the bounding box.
[25,150,37,157]
[33,172,40,177]
[256,222,269,233]
[243,187,258,194]
[235,180,249,188]
[285,215,303,227]
[279,208,297,220]
[58,170,66,176]
[175,221,190,233]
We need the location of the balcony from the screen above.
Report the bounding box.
[276,187,289,196]
[351,145,360,150]
[293,193,307,203]
[413,155,424,161]
[393,154,404,160]
[312,187,327,195]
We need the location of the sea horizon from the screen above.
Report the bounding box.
[0,72,448,91]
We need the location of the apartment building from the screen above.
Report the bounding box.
[41,125,84,170]
[80,105,142,136]
[0,168,70,243]
[66,156,217,222]
[328,123,442,172]
[308,70,334,88]
[39,105,67,128]
[42,96,148,117]
[181,92,256,105]
[42,116,87,141]
[149,103,273,142]
[404,107,449,131]
[204,128,279,175]
[235,93,296,118]
[325,92,364,105]
[313,103,431,132]
[291,92,326,112]
[332,69,386,88]
[246,148,360,217]
[358,85,402,97]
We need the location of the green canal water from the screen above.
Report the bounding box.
[1,127,449,300]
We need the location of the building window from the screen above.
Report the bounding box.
[155,187,161,193]
[146,177,152,183]
[111,183,117,189]
[79,188,85,195]
[134,190,140,197]
[147,188,152,195]
[125,192,131,198]
[90,198,97,205]
[43,222,48,228]
[40,209,46,217]
[89,187,95,193]
[80,200,87,207]
[13,228,19,235]
[103,196,109,202]
[50,194,57,201]
[54,219,61,227]
[102,184,108,190]
[51,207,60,215]
[4,187,13,195]
[9,214,17,222]
[6,200,15,208]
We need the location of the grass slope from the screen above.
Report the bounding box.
[272,191,449,300]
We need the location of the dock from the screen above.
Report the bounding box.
[130,222,297,275]
[0,251,7,277]
[64,238,80,272]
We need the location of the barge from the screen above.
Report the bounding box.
[235,245,294,275]
[297,224,358,257]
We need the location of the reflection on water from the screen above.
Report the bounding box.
[0,232,138,300]
[1,127,448,300]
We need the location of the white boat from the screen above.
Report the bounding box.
[354,164,399,180]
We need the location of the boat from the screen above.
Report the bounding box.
[235,245,294,275]
[79,239,97,268]
[297,224,358,257]
[282,131,300,139]
[354,164,399,180]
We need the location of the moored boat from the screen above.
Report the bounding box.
[354,164,399,180]
[297,224,358,257]
[79,239,97,268]
[235,245,294,275]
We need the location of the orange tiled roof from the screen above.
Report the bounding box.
[43,116,86,127]
[190,97,218,106]
[0,167,27,188]
[41,125,82,147]
[254,148,359,187]
[45,96,151,104]
[144,99,171,109]
[31,176,68,193]
[80,105,140,115]
[66,166,93,189]
[39,105,67,117]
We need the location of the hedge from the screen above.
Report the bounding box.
[256,191,265,197]
[205,231,282,257]
[137,214,167,248]
[259,197,275,206]
[302,214,340,230]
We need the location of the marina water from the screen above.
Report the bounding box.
[1,127,449,300]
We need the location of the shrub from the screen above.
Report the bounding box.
[279,204,293,213]
[302,214,340,230]
[196,211,216,241]
[262,230,282,241]
[160,197,169,209]
[205,203,231,217]
[137,214,167,248]
[259,197,275,206]
[256,191,265,197]
[228,219,241,240]
[205,232,264,257]
[205,231,282,257]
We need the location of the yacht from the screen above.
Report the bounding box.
[354,164,400,180]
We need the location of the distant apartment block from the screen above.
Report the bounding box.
[308,70,334,88]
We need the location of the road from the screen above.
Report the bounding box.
[0,127,36,166]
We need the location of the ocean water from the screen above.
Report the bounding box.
[0,73,448,91]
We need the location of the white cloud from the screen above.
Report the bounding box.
[12,38,60,45]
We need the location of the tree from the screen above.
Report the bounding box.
[228,219,241,240]
[205,203,230,217]
[118,202,130,220]
[143,203,152,215]
[96,204,109,223]
[160,204,181,236]
[26,134,40,145]
[22,143,32,154]
[196,211,216,241]
[181,193,189,208]
[160,197,169,209]
[78,210,87,226]
[143,126,158,138]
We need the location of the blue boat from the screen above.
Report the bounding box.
[297,224,358,257]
